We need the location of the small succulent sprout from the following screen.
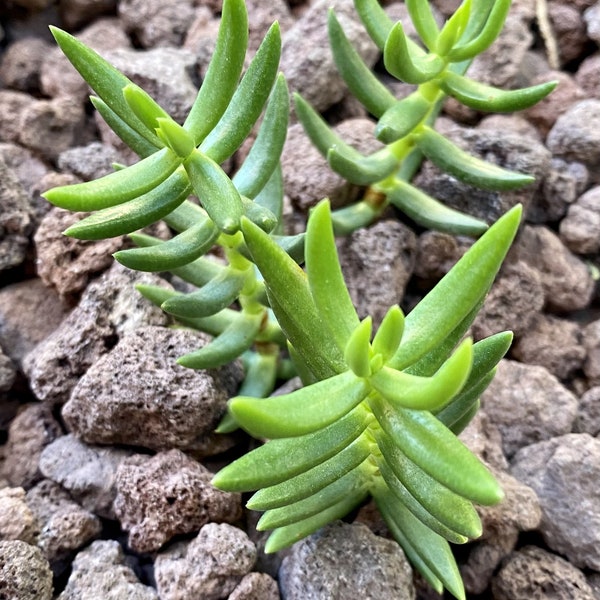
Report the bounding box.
[375,91,432,144]
[372,305,405,361]
[344,318,373,378]
[155,118,196,160]
[123,83,171,133]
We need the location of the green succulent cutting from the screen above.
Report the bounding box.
[296,0,556,235]
[37,1,549,598]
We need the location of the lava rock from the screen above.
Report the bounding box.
[0,36,50,93]
[583,318,600,383]
[279,521,415,600]
[57,540,159,600]
[228,572,280,600]
[573,386,600,436]
[155,522,256,600]
[0,487,40,544]
[559,185,600,254]
[511,434,600,570]
[492,545,596,600]
[114,449,242,553]
[481,359,578,458]
[0,540,53,600]
[63,326,241,450]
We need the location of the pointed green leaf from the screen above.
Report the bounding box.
[371,338,472,411]
[377,459,469,544]
[184,149,244,234]
[344,318,373,378]
[384,178,488,236]
[389,204,521,370]
[241,217,345,378]
[63,167,190,240]
[200,22,281,164]
[384,22,446,84]
[122,83,170,132]
[161,266,248,318]
[327,144,399,185]
[377,491,465,600]
[90,96,159,158]
[232,74,289,199]
[306,200,359,351]
[414,125,535,190]
[184,0,248,143]
[212,403,371,491]
[439,71,558,113]
[406,0,440,51]
[353,0,394,50]
[156,117,196,159]
[449,0,511,62]
[371,396,503,505]
[177,309,264,369]
[264,491,368,553]
[375,91,433,144]
[114,217,219,271]
[230,370,369,439]
[328,9,396,118]
[248,435,371,510]
[434,0,472,56]
[43,148,181,211]
[372,305,405,361]
[257,467,366,530]
[50,27,161,146]
[377,432,482,539]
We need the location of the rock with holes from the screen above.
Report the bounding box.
[279,521,415,600]
[23,263,169,405]
[0,487,40,544]
[113,450,242,553]
[155,523,256,599]
[57,540,158,600]
[0,540,53,600]
[62,326,241,450]
[511,434,600,570]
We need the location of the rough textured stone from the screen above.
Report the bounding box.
[575,53,600,100]
[246,0,294,54]
[34,208,125,298]
[0,36,50,93]
[584,319,600,384]
[39,435,132,519]
[0,278,69,367]
[0,142,51,203]
[548,0,588,64]
[338,219,417,327]
[18,97,87,163]
[228,572,280,600]
[511,434,600,570]
[413,230,468,281]
[529,157,589,223]
[57,142,123,182]
[155,523,256,600]
[0,487,40,544]
[0,157,33,271]
[511,224,595,312]
[493,545,596,600]
[280,0,378,112]
[524,71,586,137]
[114,450,242,553]
[63,326,241,450]
[23,263,169,404]
[0,350,15,394]
[574,386,600,436]
[511,314,586,380]
[471,260,544,340]
[548,100,600,174]
[0,540,53,600]
[0,90,36,144]
[57,540,158,600]
[460,410,509,472]
[560,185,600,254]
[2,404,63,489]
[481,360,578,458]
[26,479,101,566]
[585,2,600,43]
[279,521,415,600]
[58,0,117,30]
[118,0,197,48]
